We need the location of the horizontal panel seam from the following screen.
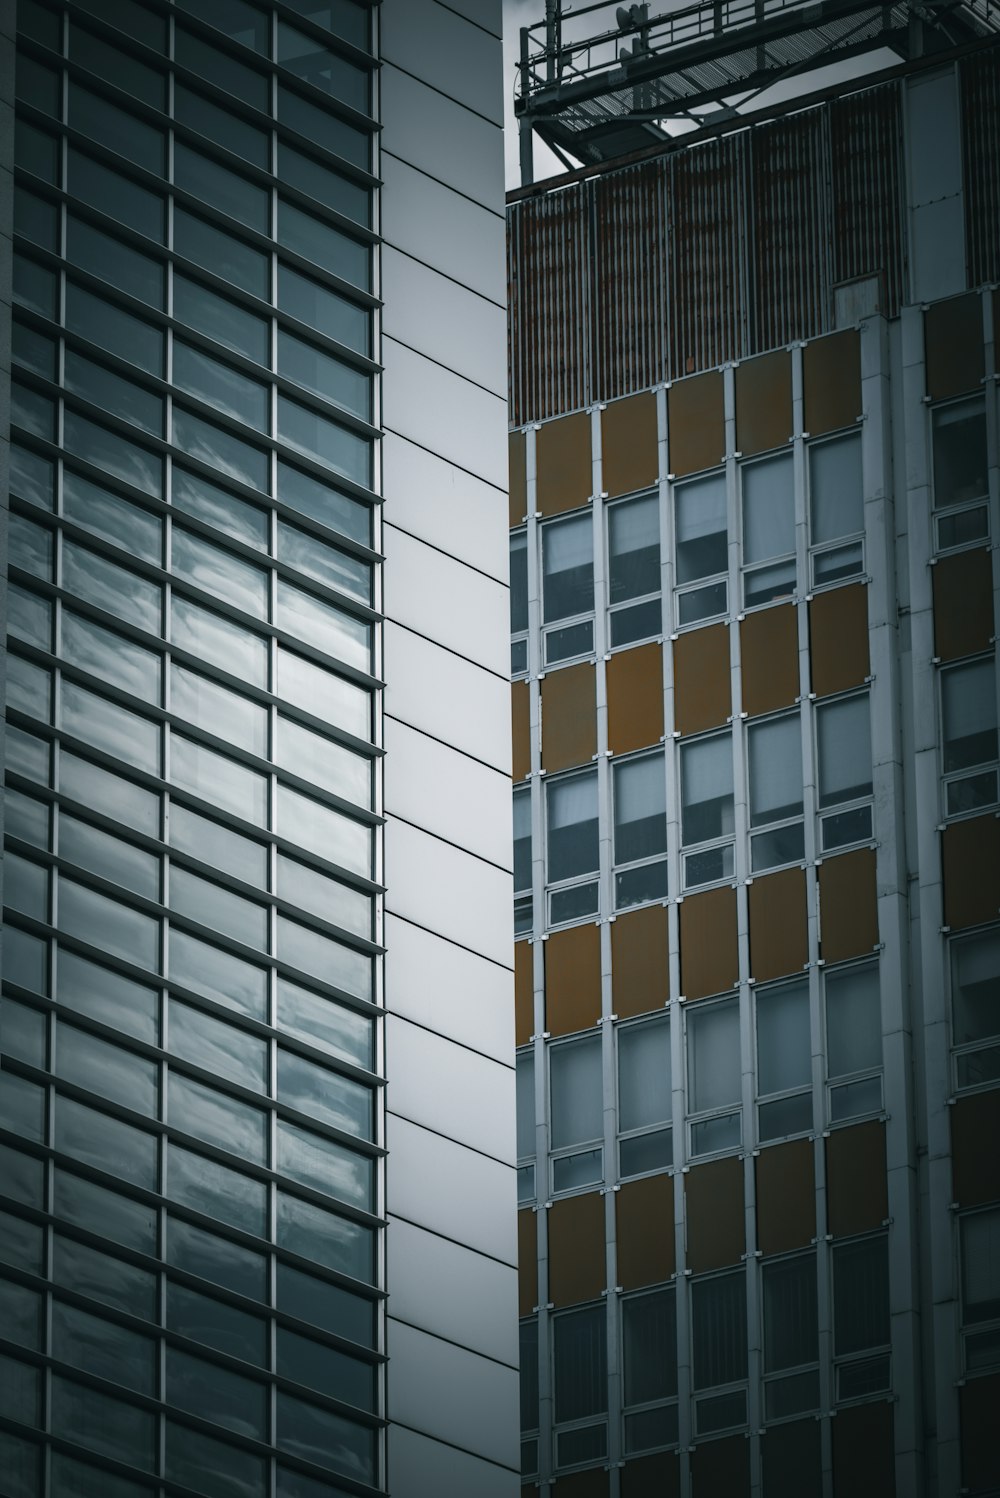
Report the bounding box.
[382,422,506,498]
[386,809,515,877]
[384,520,509,589]
[383,710,510,778]
[431,0,503,40]
[382,333,508,406]
[385,1009,515,1072]
[379,56,504,134]
[385,1207,518,1272]
[379,235,506,311]
[385,1415,521,1474]
[383,616,512,683]
[382,147,507,223]
[383,912,515,975]
[386,1312,518,1373]
[387,1105,513,1169]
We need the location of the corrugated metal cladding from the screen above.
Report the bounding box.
[961,47,1000,289]
[509,78,906,423]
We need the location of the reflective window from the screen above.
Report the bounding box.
[687,998,741,1155]
[277,21,369,114]
[762,1254,819,1419]
[675,469,728,625]
[609,492,661,646]
[817,693,874,849]
[278,82,370,171]
[174,81,270,170]
[66,282,165,377]
[279,199,370,292]
[68,81,166,175]
[278,263,370,357]
[542,513,594,664]
[174,273,269,366]
[67,215,166,308]
[618,1016,672,1178]
[951,932,1000,1091]
[960,1208,1000,1374]
[747,713,804,871]
[832,1234,891,1399]
[513,785,532,936]
[691,1269,747,1390]
[809,432,864,585]
[741,452,795,606]
[941,658,999,817]
[933,397,989,510]
[755,980,812,1140]
[174,207,270,301]
[545,769,599,924]
[680,732,734,888]
[69,148,165,244]
[173,341,270,432]
[549,1033,603,1192]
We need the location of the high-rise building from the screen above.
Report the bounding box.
[507,6,1000,1496]
[0,4,517,1497]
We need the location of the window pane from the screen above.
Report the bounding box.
[543,514,593,624]
[67,216,165,309]
[691,1270,747,1389]
[687,999,740,1113]
[675,470,728,584]
[680,733,733,846]
[170,805,269,889]
[756,981,810,1097]
[277,21,369,113]
[69,148,164,243]
[168,1072,267,1164]
[618,1017,670,1132]
[553,1305,607,1422]
[171,866,268,951]
[276,1191,372,1282]
[69,22,167,108]
[165,1421,266,1498]
[174,340,270,433]
[610,493,660,603]
[58,878,159,972]
[278,1049,372,1139]
[513,786,532,894]
[276,977,373,1071]
[54,1170,156,1254]
[818,694,873,806]
[55,1095,158,1191]
[64,412,162,498]
[174,25,269,111]
[172,407,270,493]
[516,1051,535,1161]
[822,967,881,1088]
[168,1145,267,1237]
[174,207,269,301]
[277,394,371,488]
[951,932,1000,1048]
[933,398,989,509]
[278,82,370,171]
[171,595,268,687]
[277,783,371,877]
[166,1216,266,1301]
[762,1254,818,1371]
[173,466,270,552]
[278,458,371,548]
[277,1120,372,1210]
[279,200,370,293]
[60,682,160,775]
[56,950,158,1045]
[550,1035,602,1150]
[167,1346,266,1440]
[546,770,598,884]
[276,854,371,942]
[56,1022,158,1116]
[276,578,370,672]
[748,714,802,826]
[961,1209,1000,1325]
[614,754,667,864]
[169,929,268,1021]
[623,1288,677,1404]
[69,81,165,175]
[52,1301,156,1396]
[510,531,529,636]
[62,541,161,633]
[53,1234,157,1320]
[169,1000,267,1093]
[276,518,370,605]
[168,1282,267,1366]
[743,453,794,563]
[174,82,270,171]
[809,433,863,544]
[833,1236,889,1355]
[64,469,162,564]
[943,659,998,773]
[170,663,268,756]
[62,610,160,704]
[50,1376,156,1472]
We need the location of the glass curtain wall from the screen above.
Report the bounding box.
[3,2,385,1495]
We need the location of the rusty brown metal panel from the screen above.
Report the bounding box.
[961,1374,1000,1495]
[741,603,798,717]
[690,1437,750,1498]
[536,410,593,517]
[622,1453,680,1498]
[830,83,905,319]
[832,1402,895,1498]
[592,161,670,403]
[750,109,831,349]
[673,623,731,736]
[508,186,591,427]
[762,1420,822,1498]
[961,47,1000,291]
[553,1469,611,1498]
[748,867,808,983]
[818,847,878,964]
[809,582,869,697]
[511,679,531,782]
[667,132,749,378]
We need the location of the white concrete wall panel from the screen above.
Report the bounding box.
[383,716,512,869]
[388,1214,518,1366]
[379,0,504,125]
[379,62,504,210]
[383,522,509,678]
[384,914,513,1065]
[386,1013,515,1163]
[381,245,507,397]
[386,1318,520,1471]
[383,621,510,772]
[381,336,507,489]
[389,1425,516,1498]
[386,1113,517,1266]
[380,152,506,305]
[384,817,512,968]
[382,432,508,582]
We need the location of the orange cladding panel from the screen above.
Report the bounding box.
[803,329,861,436]
[541,663,597,773]
[951,1088,1000,1207]
[606,642,664,754]
[818,848,878,963]
[832,1400,894,1498]
[809,583,869,697]
[826,1119,887,1237]
[667,370,725,477]
[933,547,994,662]
[740,604,798,717]
[536,410,592,516]
[755,1138,815,1255]
[518,1209,537,1316]
[509,430,527,527]
[611,904,669,1019]
[673,623,730,736]
[925,292,985,401]
[514,940,534,1048]
[735,349,792,456]
[942,814,1000,930]
[685,1155,745,1271]
[680,885,738,1000]
[548,1191,606,1306]
[960,1373,1000,1494]
[546,922,602,1037]
[749,866,808,982]
[602,391,658,497]
[616,1173,675,1288]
